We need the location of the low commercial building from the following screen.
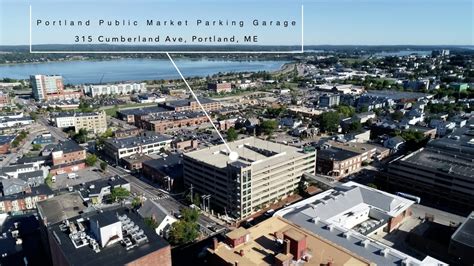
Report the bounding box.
[208,216,373,266]
[158,98,221,112]
[208,82,232,93]
[50,141,86,175]
[0,116,34,129]
[121,154,153,171]
[83,83,147,97]
[37,195,172,266]
[172,138,199,151]
[74,176,130,206]
[116,98,221,125]
[52,111,107,134]
[136,111,209,133]
[114,128,142,138]
[327,141,390,162]
[316,147,364,179]
[0,135,15,154]
[142,154,183,191]
[273,182,444,265]
[103,133,172,160]
[183,137,316,220]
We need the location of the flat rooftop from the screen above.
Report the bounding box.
[451,211,474,248]
[105,133,172,149]
[365,90,431,100]
[117,106,169,116]
[37,192,86,226]
[317,147,360,161]
[327,141,388,155]
[184,137,311,172]
[48,208,169,266]
[274,182,443,265]
[211,216,371,266]
[400,148,474,178]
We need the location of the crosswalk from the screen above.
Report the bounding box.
[149,194,171,201]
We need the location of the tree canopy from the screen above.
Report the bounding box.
[259,120,278,135]
[85,154,98,166]
[226,127,238,141]
[320,112,340,133]
[109,187,130,202]
[168,208,200,245]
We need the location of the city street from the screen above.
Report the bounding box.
[37,116,68,141]
[0,123,47,167]
[106,165,226,237]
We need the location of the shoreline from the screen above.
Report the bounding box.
[0,59,292,84]
[0,56,290,66]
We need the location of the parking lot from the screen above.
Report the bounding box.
[51,167,106,190]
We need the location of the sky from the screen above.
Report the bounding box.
[0,0,473,46]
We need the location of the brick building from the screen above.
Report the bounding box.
[136,111,209,133]
[30,75,83,101]
[208,82,232,93]
[0,92,10,107]
[50,141,86,175]
[316,147,364,179]
[0,184,53,213]
[158,98,221,112]
[0,135,15,154]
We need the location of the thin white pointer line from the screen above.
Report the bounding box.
[301,5,304,52]
[29,5,32,53]
[166,52,233,154]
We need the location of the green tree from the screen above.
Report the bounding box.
[101,128,113,138]
[367,183,377,189]
[398,130,429,151]
[226,127,238,141]
[168,208,200,245]
[85,154,98,166]
[32,144,42,151]
[29,112,38,121]
[348,121,362,133]
[391,110,404,121]
[144,217,159,229]
[100,161,108,171]
[132,197,142,208]
[73,128,88,144]
[259,120,278,135]
[45,173,53,187]
[109,187,130,202]
[320,111,340,133]
[336,105,355,118]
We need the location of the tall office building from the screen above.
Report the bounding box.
[183,137,316,220]
[30,75,64,101]
[30,75,82,101]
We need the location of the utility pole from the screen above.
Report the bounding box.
[207,195,211,213]
[190,184,193,203]
[201,195,206,210]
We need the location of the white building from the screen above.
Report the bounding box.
[51,111,107,134]
[84,83,147,97]
[103,134,173,159]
